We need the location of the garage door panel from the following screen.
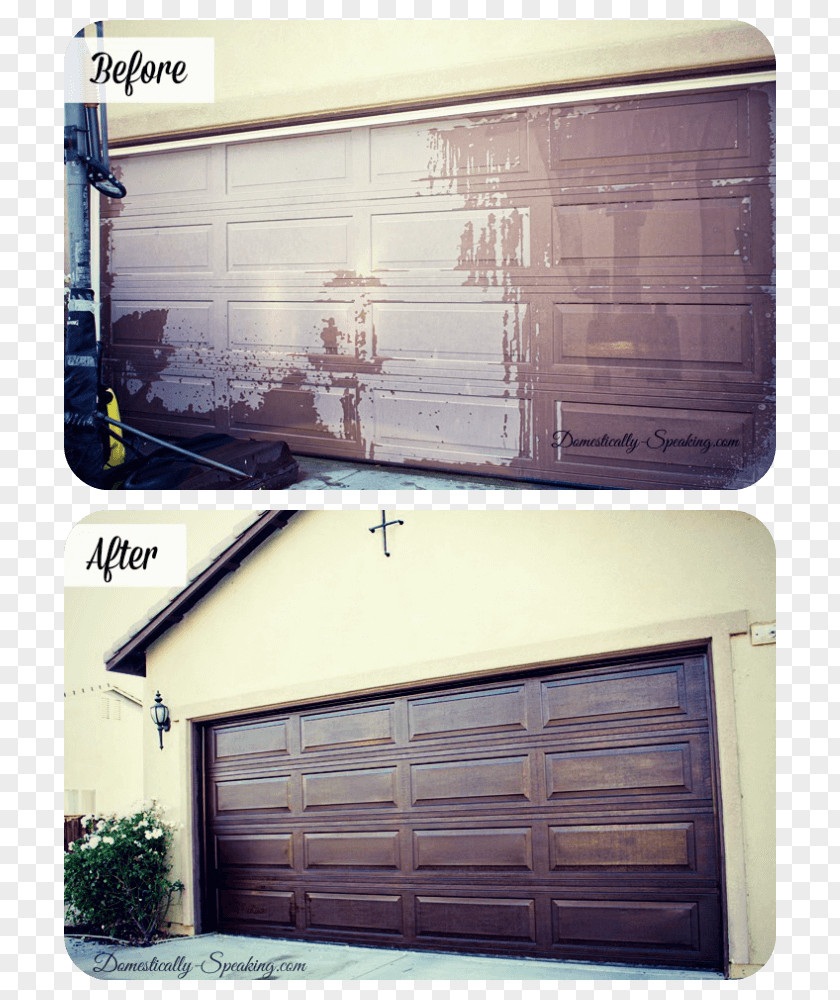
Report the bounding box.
[371,207,530,270]
[218,888,295,927]
[229,380,359,444]
[552,898,698,948]
[547,814,718,876]
[301,704,396,752]
[227,217,353,272]
[367,389,531,464]
[550,91,745,168]
[544,741,703,800]
[302,767,399,810]
[110,223,213,275]
[416,895,537,942]
[303,831,401,870]
[552,195,749,270]
[371,301,532,365]
[408,684,529,741]
[550,301,757,377]
[106,85,772,488]
[410,756,531,806]
[216,833,293,869]
[413,828,534,871]
[552,400,753,476]
[371,114,530,184]
[213,719,289,760]
[540,662,707,728]
[307,892,403,934]
[227,300,356,355]
[203,651,724,967]
[226,131,353,195]
[215,776,291,813]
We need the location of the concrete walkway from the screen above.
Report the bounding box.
[65,933,723,981]
[290,456,584,492]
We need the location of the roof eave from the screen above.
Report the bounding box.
[106,510,298,676]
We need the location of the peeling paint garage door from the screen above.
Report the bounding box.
[201,650,724,969]
[102,83,774,488]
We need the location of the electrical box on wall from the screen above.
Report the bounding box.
[750,622,777,645]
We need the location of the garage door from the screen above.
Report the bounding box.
[201,650,724,969]
[102,80,774,490]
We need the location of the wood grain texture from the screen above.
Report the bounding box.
[202,650,724,967]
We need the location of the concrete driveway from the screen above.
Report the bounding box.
[65,933,723,981]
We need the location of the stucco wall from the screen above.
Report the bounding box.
[80,19,774,142]
[138,509,775,976]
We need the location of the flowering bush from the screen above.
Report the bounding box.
[64,804,184,944]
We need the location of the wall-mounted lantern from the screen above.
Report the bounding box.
[150,691,171,750]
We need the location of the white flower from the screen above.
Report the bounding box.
[144,830,153,840]
[68,843,74,852]
[102,836,114,845]
[87,835,101,848]
[80,842,91,851]
[151,828,163,839]
[96,820,106,831]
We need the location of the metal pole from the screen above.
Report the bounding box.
[96,415,251,479]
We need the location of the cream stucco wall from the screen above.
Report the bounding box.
[136,509,775,977]
[79,19,774,142]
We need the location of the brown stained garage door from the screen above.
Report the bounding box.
[102,83,774,489]
[201,650,724,969]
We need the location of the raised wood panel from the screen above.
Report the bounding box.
[110,224,212,274]
[548,822,693,870]
[216,833,292,868]
[215,776,290,813]
[114,147,212,199]
[227,132,351,193]
[411,756,530,805]
[552,302,754,372]
[408,685,528,740]
[553,400,752,474]
[545,743,692,798]
[551,898,698,949]
[302,767,398,810]
[111,301,213,348]
[550,93,743,165]
[214,720,287,759]
[227,217,351,271]
[306,892,403,934]
[371,207,530,270]
[301,705,395,752]
[304,831,400,869]
[541,666,686,726]
[371,114,529,181]
[369,389,530,463]
[227,301,355,354]
[553,197,749,266]
[370,302,531,365]
[414,828,533,870]
[218,888,294,926]
[229,380,357,442]
[416,896,536,942]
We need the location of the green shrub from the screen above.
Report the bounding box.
[64,803,184,944]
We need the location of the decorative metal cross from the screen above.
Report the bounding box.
[369,510,404,557]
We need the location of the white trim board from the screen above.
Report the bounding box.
[111,70,776,157]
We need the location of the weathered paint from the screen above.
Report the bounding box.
[100,84,775,488]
